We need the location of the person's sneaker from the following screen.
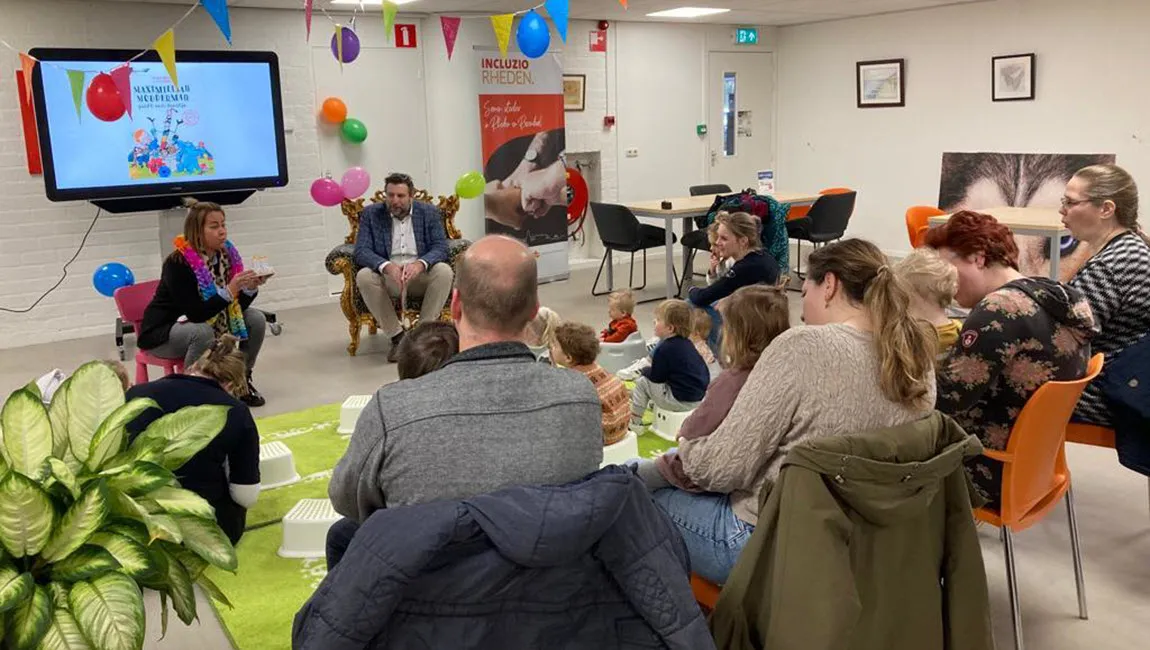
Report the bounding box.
[241,373,265,408]
[386,331,406,363]
[617,357,651,381]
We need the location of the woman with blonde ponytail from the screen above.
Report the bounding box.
[657,238,936,583]
[125,335,261,544]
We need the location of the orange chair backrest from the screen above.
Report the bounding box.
[998,353,1103,524]
[905,206,946,248]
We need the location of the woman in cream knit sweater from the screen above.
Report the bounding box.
[655,239,938,584]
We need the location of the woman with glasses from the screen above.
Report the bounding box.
[1060,164,1150,426]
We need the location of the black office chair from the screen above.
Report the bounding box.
[786,191,857,282]
[590,202,678,300]
[677,184,732,296]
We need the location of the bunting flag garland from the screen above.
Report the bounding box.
[544,0,569,43]
[154,29,179,87]
[491,14,514,58]
[383,1,398,43]
[334,25,344,69]
[110,65,134,118]
[305,0,314,41]
[66,70,86,120]
[19,53,36,103]
[201,0,232,44]
[440,16,461,60]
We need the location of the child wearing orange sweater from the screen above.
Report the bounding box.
[600,290,638,343]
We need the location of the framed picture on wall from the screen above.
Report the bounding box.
[856,59,905,108]
[563,74,585,112]
[992,53,1035,101]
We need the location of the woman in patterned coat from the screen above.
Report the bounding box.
[1060,164,1150,426]
[925,211,1097,506]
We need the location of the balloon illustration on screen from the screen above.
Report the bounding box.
[127,108,215,180]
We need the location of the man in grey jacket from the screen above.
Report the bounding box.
[326,235,604,568]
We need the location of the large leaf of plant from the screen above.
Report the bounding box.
[0,566,33,615]
[0,472,55,558]
[40,606,92,650]
[144,486,215,520]
[160,543,208,581]
[101,520,150,547]
[70,573,144,650]
[1,388,53,477]
[40,482,109,562]
[129,405,228,471]
[48,583,70,611]
[172,515,236,571]
[104,487,181,546]
[45,458,81,500]
[158,546,197,625]
[59,362,127,468]
[49,545,121,583]
[197,573,233,609]
[105,462,175,497]
[86,398,157,473]
[7,583,51,650]
[86,532,152,580]
[47,377,74,462]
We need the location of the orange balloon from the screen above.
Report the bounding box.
[321,97,348,124]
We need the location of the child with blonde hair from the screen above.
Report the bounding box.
[524,306,561,362]
[689,307,721,380]
[629,299,708,431]
[894,248,961,354]
[600,290,638,342]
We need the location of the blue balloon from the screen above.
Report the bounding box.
[93,262,135,298]
[517,10,550,59]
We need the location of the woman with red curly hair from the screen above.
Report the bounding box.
[925,211,1097,506]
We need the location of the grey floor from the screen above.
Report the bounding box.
[1,260,1147,649]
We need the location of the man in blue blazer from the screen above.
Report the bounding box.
[355,173,453,362]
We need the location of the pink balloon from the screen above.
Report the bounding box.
[341,167,372,200]
[310,177,344,207]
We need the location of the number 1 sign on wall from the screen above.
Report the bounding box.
[395,23,417,48]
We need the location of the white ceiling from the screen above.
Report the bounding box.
[99,0,991,26]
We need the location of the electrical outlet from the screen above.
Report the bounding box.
[625,148,639,158]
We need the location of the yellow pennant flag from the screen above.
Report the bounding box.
[335,25,344,70]
[491,14,514,58]
[383,1,398,43]
[154,29,179,87]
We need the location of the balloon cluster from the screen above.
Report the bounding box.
[93,262,135,297]
[311,167,372,207]
[320,97,368,144]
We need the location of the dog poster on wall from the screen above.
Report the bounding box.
[938,152,1116,281]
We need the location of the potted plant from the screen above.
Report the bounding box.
[0,362,237,650]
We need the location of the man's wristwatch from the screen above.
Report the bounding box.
[523,149,539,164]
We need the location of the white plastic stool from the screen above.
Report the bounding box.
[601,431,640,468]
[259,441,300,490]
[652,406,695,442]
[598,332,648,375]
[338,395,372,435]
[279,499,340,559]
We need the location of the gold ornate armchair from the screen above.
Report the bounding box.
[325,189,469,356]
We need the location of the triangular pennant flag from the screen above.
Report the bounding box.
[110,65,133,118]
[200,0,232,44]
[491,14,514,58]
[305,0,314,41]
[383,1,398,43]
[544,0,569,43]
[154,29,179,87]
[66,70,86,120]
[335,25,344,69]
[440,16,461,60]
[19,53,36,103]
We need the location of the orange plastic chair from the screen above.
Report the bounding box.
[690,574,721,613]
[905,206,946,248]
[974,353,1103,650]
[1066,422,1150,516]
[786,186,853,221]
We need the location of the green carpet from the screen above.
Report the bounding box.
[206,402,675,650]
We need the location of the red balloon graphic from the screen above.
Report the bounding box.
[86,73,126,122]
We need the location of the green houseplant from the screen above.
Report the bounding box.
[0,362,238,650]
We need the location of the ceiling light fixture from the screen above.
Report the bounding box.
[646,7,731,19]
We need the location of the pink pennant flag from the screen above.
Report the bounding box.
[305,0,314,41]
[440,16,461,60]
[110,65,133,118]
[19,53,36,103]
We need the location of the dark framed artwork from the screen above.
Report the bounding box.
[992,53,1035,101]
[856,58,905,108]
[563,74,585,112]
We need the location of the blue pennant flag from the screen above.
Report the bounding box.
[544,0,569,43]
[201,0,232,44]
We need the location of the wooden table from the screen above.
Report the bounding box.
[929,206,1069,279]
[625,191,821,299]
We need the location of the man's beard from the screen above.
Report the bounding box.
[389,204,410,219]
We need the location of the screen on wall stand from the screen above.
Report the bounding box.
[29,48,289,204]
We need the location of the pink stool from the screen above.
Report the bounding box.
[115,280,187,385]
[134,351,184,385]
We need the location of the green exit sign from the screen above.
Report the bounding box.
[735,27,758,45]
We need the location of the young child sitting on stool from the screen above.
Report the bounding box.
[630,299,707,432]
[600,290,639,343]
[396,321,460,380]
[550,321,631,446]
[894,248,961,356]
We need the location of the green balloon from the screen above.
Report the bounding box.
[455,171,486,199]
[341,118,368,144]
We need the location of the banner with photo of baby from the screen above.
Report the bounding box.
[476,47,569,282]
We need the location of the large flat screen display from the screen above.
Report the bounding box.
[30,48,288,202]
